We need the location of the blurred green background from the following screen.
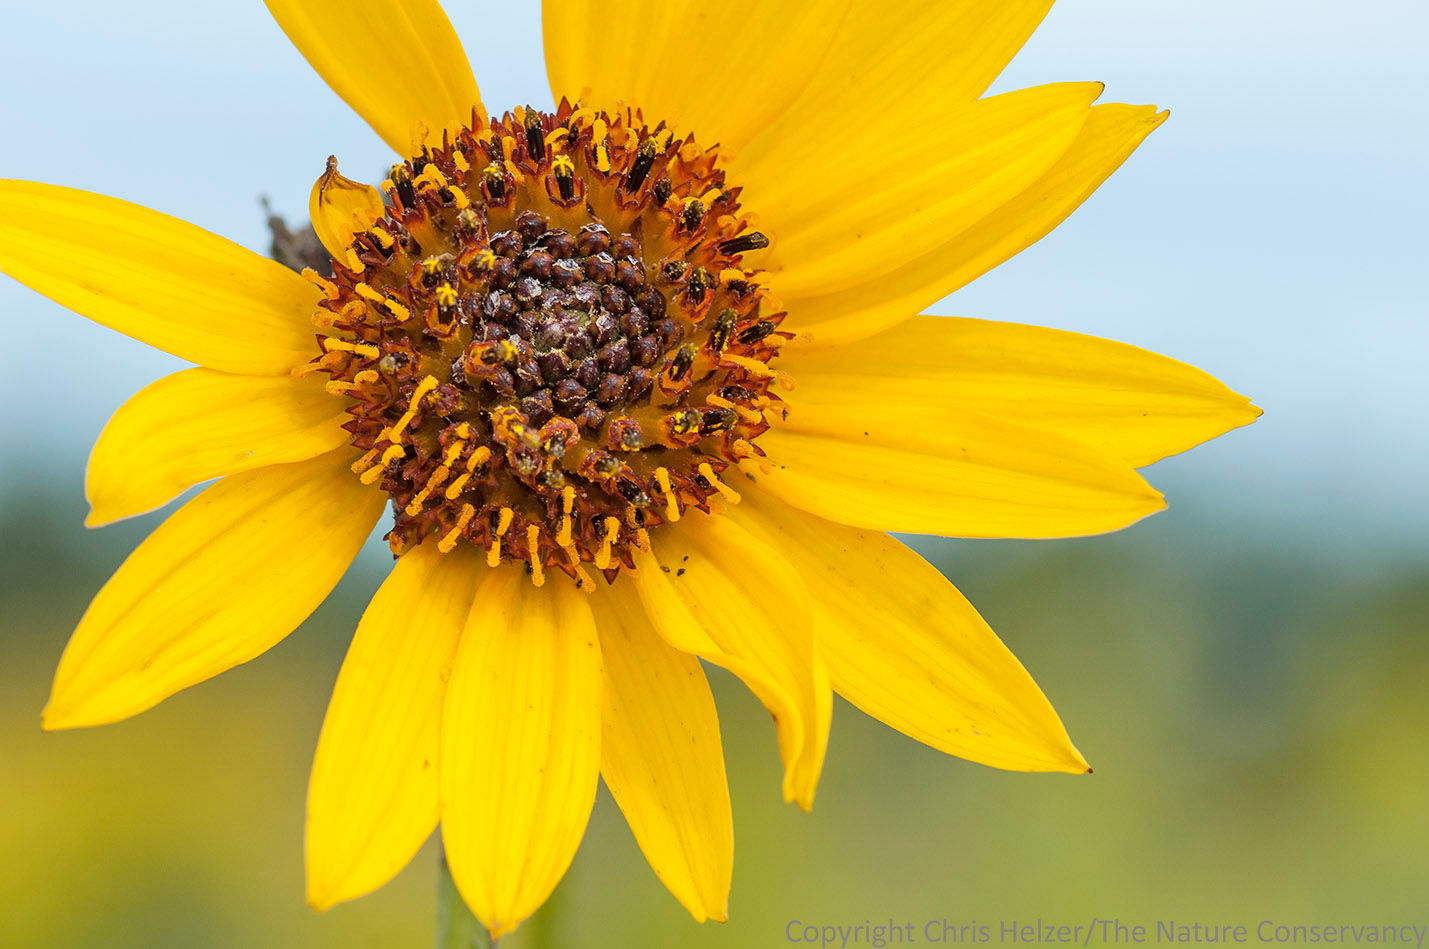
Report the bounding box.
[4,482,1426,947]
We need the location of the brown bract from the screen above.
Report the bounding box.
[312,100,786,586]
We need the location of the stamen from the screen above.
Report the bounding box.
[654,467,680,522]
[389,375,439,443]
[557,485,576,547]
[355,282,412,322]
[526,524,545,587]
[722,354,779,379]
[718,232,770,255]
[595,516,620,570]
[405,465,451,516]
[302,267,339,299]
[444,472,471,500]
[321,338,381,359]
[438,504,477,553]
[698,463,741,503]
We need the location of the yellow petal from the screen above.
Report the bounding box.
[591,586,732,923]
[266,0,485,156]
[43,449,384,730]
[734,0,1054,174]
[748,399,1165,538]
[440,565,602,940]
[731,492,1088,773]
[306,543,479,910]
[761,83,1099,298]
[542,0,848,154]
[783,104,1169,350]
[0,180,319,374]
[628,514,830,810]
[86,368,350,527]
[309,157,386,260]
[786,315,1261,467]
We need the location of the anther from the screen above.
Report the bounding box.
[669,344,696,381]
[625,138,657,192]
[709,309,737,351]
[483,162,507,200]
[680,199,704,232]
[524,108,546,161]
[551,154,576,201]
[717,232,770,256]
[736,320,776,344]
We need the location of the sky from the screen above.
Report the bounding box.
[0,0,1425,550]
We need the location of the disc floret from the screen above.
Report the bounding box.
[300,101,787,587]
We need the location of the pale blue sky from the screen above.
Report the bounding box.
[1,0,1425,549]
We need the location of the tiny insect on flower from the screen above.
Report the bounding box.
[0,0,1259,941]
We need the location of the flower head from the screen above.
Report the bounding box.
[0,0,1258,940]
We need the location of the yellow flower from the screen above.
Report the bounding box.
[0,0,1259,939]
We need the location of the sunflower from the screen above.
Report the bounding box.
[0,0,1258,939]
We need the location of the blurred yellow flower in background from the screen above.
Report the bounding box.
[0,0,1257,940]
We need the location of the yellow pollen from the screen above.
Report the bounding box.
[594,142,611,173]
[344,249,365,273]
[415,165,449,190]
[698,463,741,503]
[322,338,381,359]
[389,375,439,443]
[443,472,471,500]
[635,527,652,552]
[435,283,459,307]
[723,354,779,379]
[349,446,382,475]
[421,256,443,275]
[353,369,380,384]
[526,524,545,587]
[301,267,339,299]
[324,380,363,396]
[557,485,576,546]
[732,439,757,460]
[595,517,620,570]
[355,282,412,321]
[452,149,470,172]
[654,466,680,522]
[706,393,763,423]
[405,465,451,516]
[368,227,394,250]
[439,503,476,553]
[465,445,491,472]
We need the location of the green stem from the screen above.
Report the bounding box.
[436,846,493,949]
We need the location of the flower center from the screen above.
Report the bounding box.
[305,102,785,588]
